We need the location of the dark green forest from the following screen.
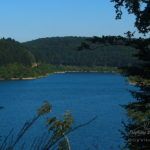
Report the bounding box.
[0,36,141,79]
[24,36,139,67]
[0,38,54,79]
[0,38,35,66]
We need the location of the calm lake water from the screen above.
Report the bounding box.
[0,73,135,150]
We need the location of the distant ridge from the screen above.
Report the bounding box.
[0,38,35,66]
[24,36,139,67]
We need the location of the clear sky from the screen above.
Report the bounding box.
[0,0,143,42]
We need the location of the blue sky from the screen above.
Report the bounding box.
[0,0,142,42]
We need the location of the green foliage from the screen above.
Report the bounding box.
[0,63,55,80]
[111,0,150,34]
[37,101,52,116]
[0,38,35,66]
[54,65,119,73]
[127,76,150,85]
[44,110,73,150]
[0,101,97,150]
[0,36,141,80]
[0,102,73,150]
[0,63,119,80]
[114,38,150,149]
[24,36,139,67]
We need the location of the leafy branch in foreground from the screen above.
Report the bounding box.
[0,101,97,150]
[111,0,150,34]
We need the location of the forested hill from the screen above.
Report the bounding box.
[0,38,55,79]
[0,36,140,79]
[0,38,35,66]
[24,36,139,67]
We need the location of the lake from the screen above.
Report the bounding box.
[0,73,135,150]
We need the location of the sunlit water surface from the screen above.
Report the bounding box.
[0,73,136,150]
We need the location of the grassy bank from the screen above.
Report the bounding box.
[0,64,120,80]
[0,63,54,80]
[53,65,120,73]
[127,76,150,85]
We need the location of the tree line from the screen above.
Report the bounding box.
[24,36,139,67]
[0,36,141,79]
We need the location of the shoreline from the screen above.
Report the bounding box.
[0,75,48,81]
[128,81,150,86]
[0,70,119,81]
[128,81,137,85]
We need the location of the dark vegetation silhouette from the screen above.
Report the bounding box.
[112,1,150,149]
[80,36,150,149]
[80,0,150,149]
[111,0,150,34]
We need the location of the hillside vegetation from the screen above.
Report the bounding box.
[0,38,53,79]
[0,38,35,66]
[0,36,140,80]
[24,36,139,67]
